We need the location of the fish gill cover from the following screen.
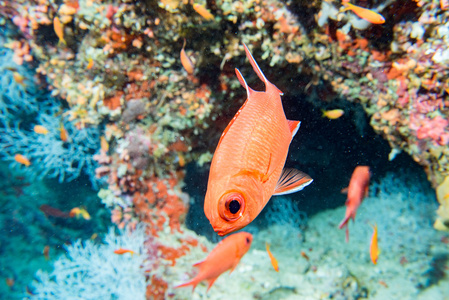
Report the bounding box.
[0,0,448,299]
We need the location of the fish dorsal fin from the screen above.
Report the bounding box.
[287,120,301,139]
[242,43,283,95]
[273,168,313,196]
[235,68,256,99]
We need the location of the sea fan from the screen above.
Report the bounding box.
[30,226,148,300]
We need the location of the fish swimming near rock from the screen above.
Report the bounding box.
[204,43,313,236]
[15,154,31,166]
[175,232,253,292]
[338,166,371,242]
[341,2,385,24]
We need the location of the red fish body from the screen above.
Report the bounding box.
[175,232,253,291]
[338,166,371,241]
[204,44,313,236]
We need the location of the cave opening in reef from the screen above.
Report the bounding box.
[183,89,429,239]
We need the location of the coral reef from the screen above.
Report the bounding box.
[1,0,449,297]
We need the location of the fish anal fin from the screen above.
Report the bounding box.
[287,120,301,139]
[273,168,313,196]
[206,277,218,292]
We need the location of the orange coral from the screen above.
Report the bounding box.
[103,91,124,110]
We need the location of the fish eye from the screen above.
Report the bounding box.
[228,199,240,214]
[246,237,250,244]
[219,192,245,221]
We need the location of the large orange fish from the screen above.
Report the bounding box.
[175,232,253,291]
[338,166,371,241]
[204,44,313,236]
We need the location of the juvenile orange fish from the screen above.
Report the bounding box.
[114,248,135,255]
[180,39,194,75]
[53,16,66,45]
[86,58,94,70]
[60,124,69,142]
[69,207,91,220]
[34,125,49,135]
[370,223,380,264]
[342,2,385,24]
[322,109,344,119]
[204,44,313,236]
[175,232,253,291]
[338,166,370,242]
[15,154,31,166]
[265,243,279,272]
[193,3,214,21]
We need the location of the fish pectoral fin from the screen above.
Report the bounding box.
[341,187,349,194]
[273,168,313,196]
[287,120,301,139]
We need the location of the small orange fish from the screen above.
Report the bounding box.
[175,232,253,291]
[265,243,279,272]
[100,136,109,152]
[69,207,91,220]
[322,109,344,119]
[300,250,309,261]
[342,2,385,24]
[60,124,69,142]
[15,154,31,166]
[12,72,26,86]
[86,58,94,70]
[204,44,313,236]
[180,39,194,75]
[370,223,380,264]
[53,16,66,45]
[34,125,49,135]
[43,245,50,260]
[192,3,214,21]
[339,166,370,242]
[114,248,136,255]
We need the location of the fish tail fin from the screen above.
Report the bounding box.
[321,109,326,117]
[235,68,256,99]
[242,43,283,95]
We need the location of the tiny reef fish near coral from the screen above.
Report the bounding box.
[339,166,371,242]
[370,223,380,265]
[193,3,214,21]
[14,154,31,166]
[69,207,91,220]
[53,16,66,45]
[60,123,69,142]
[114,248,136,255]
[175,232,253,292]
[34,125,49,135]
[265,242,279,272]
[341,2,385,24]
[322,109,344,119]
[204,43,313,236]
[180,39,194,75]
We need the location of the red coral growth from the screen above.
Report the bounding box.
[415,116,449,146]
[157,244,190,266]
[104,91,124,110]
[146,275,168,300]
